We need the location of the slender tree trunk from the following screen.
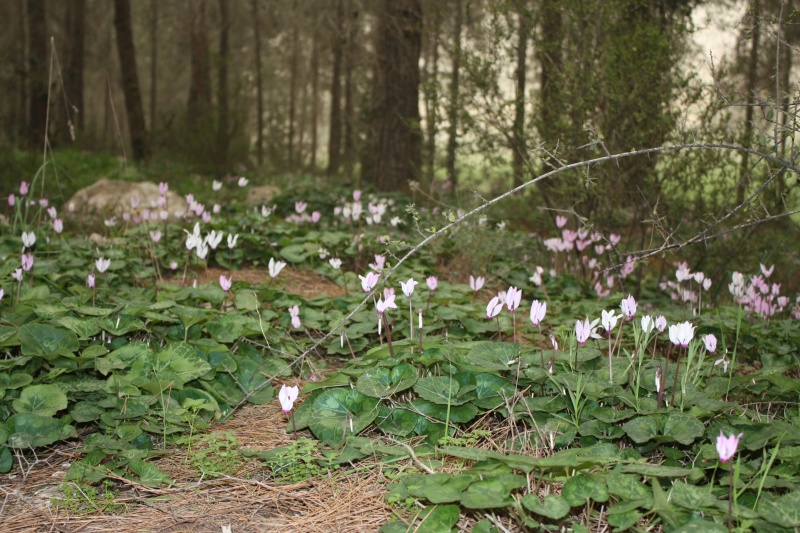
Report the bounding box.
[327,0,345,176]
[361,0,423,192]
[445,0,463,190]
[424,5,440,183]
[534,0,563,210]
[309,25,320,171]
[17,0,28,143]
[251,0,264,165]
[64,0,86,135]
[187,0,211,124]
[217,0,230,169]
[288,2,299,169]
[27,0,48,149]
[512,1,529,187]
[738,0,760,206]
[149,0,157,130]
[343,2,357,177]
[113,0,149,160]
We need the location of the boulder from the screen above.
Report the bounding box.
[246,184,280,205]
[66,179,184,220]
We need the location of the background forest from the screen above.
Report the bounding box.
[0,0,798,274]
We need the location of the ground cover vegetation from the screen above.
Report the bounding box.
[2,0,800,531]
[0,173,799,531]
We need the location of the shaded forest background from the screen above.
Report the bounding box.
[1,0,798,239]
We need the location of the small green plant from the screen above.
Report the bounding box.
[51,480,123,515]
[183,431,243,478]
[439,428,492,447]
[265,437,330,482]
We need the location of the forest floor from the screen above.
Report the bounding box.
[1,268,398,533]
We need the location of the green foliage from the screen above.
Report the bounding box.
[51,480,124,515]
[182,431,243,478]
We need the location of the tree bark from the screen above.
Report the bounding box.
[113,0,149,160]
[361,0,423,192]
[187,0,212,124]
[738,0,760,206]
[445,0,463,190]
[327,0,345,176]
[27,0,48,149]
[342,2,358,176]
[148,0,157,130]
[424,3,440,184]
[309,24,320,171]
[251,0,264,165]
[512,1,529,187]
[64,0,86,135]
[288,1,300,169]
[217,0,230,169]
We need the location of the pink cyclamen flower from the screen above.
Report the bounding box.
[529,300,546,326]
[87,274,96,288]
[295,201,307,214]
[21,231,36,249]
[506,286,522,312]
[668,321,695,347]
[620,295,637,319]
[8,193,15,206]
[470,275,485,292]
[21,253,34,272]
[426,276,438,292]
[760,263,774,278]
[601,309,622,332]
[170,261,178,270]
[353,189,362,201]
[47,207,57,219]
[11,269,23,282]
[716,431,743,462]
[278,384,300,413]
[400,278,418,298]
[556,215,568,228]
[702,334,717,353]
[311,211,321,223]
[96,257,111,274]
[641,315,654,334]
[576,317,600,344]
[149,230,162,243]
[54,219,63,234]
[159,182,169,195]
[219,274,232,292]
[19,181,29,196]
[655,316,667,332]
[376,293,397,314]
[39,198,48,207]
[359,271,379,293]
[486,296,503,319]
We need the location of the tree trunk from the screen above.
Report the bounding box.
[288,2,300,169]
[424,4,440,184]
[342,2,358,177]
[187,0,211,124]
[445,0,463,190]
[327,0,345,176]
[512,1,529,187]
[309,25,320,171]
[27,0,48,149]
[251,0,264,165]
[737,0,760,206]
[534,0,563,210]
[64,0,86,136]
[113,0,149,160]
[148,0,157,130]
[361,0,423,192]
[217,0,230,169]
